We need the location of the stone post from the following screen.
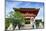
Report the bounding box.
[30,17,36,29]
[33,19,36,29]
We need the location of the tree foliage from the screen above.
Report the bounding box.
[5,11,25,29]
[12,11,25,24]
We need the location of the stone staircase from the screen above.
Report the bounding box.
[20,24,33,30]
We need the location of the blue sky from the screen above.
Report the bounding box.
[6,1,44,19]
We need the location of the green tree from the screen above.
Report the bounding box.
[5,18,11,31]
[9,11,25,30]
[12,12,25,30]
[5,10,25,30]
[5,11,15,30]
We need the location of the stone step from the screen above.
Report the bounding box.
[20,24,33,29]
[20,26,32,30]
[24,24,32,27]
